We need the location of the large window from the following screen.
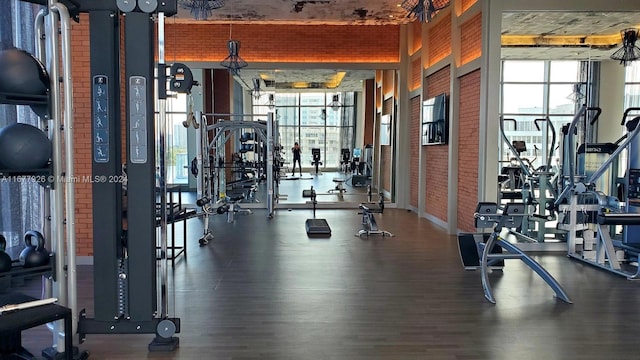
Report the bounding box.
[255,92,356,169]
[165,94,188,185]
[500,60,586,170]
[625,62,640,110]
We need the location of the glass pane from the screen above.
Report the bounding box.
[300,127,325,165]
[279,126,298,164]
[341,92,355,106]
[502,61,545,82]
[277,107,298,126]
[166,93,187,112]
[167,114,188,185]
[550,61,580,82]
[325,127,341,167]
[549,84,577,114]
[300,107,324,126]
[626,61,640,83]
[502,84,544,114]
[300,93,325,106]
[625,84,640,110]
[275,93,299,106]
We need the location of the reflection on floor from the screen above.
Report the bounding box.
[13,207,640,360]
[277,170,372,205]
[213,170,373,207]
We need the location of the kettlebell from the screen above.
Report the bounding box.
[0,234,11,273]
[19,230,50,268]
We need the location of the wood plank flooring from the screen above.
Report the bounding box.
[13,208,640,359]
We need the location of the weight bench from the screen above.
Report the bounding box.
[217,194,252,223]
[356,202,393,237]
[328,178,347,195]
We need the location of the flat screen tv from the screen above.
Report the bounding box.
[421,93,448,145]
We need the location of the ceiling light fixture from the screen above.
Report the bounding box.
[610,28,640,66]
[401,0,450,23]
[328,94,342,111]
[267,94,276,110]
[179,0,225,20]
[566,83,585,103]
[220,40,248,76]
[251,78,262,100]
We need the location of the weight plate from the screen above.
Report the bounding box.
[157,319,176,338]
[138,0,158,13]
[116,0,136,12]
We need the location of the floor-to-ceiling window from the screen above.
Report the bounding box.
[500,60,586,170]
[165,94,188,185]
[624,62,640,109]
[255,92,356,169]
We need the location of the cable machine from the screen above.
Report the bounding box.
[59,0,184,353]
[196,113,277,244]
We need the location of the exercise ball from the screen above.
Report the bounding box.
[0,123,51,170]
[0,48,49,95]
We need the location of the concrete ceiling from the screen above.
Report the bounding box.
[176,0,415,25]
[501,11,640,60]
[178,3,640,90]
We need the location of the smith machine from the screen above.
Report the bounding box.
[59,0,188,352]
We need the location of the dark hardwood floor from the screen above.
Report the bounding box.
[13,208,640,359]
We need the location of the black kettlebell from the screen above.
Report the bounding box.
[0,234,11,273]
[19,230,50,268]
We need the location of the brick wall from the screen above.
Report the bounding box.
[383,70,395,96]
[410,20,422,55]
[364,79,375,146]
[165,24,400,64]
[70,15,93,255]
[461,0,478,13]
[460,12,482,65]
[424,66,450,223]
[381,146,392,195]
[411,58,422,91]
[409,96,421,208]
[427,15,451,66]
[457,69,481,232]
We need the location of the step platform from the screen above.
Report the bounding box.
[457,233,503,270]
[305,218,332,238]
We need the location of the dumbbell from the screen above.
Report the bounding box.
[0,234,11,273]
[19,230,50,268]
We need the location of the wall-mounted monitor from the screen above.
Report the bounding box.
[422,93,448,145]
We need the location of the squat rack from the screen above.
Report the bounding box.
[197,112,277,219]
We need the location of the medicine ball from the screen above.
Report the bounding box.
[0,123,52,170]
[0,48,50,96]
[0,234,10,273]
